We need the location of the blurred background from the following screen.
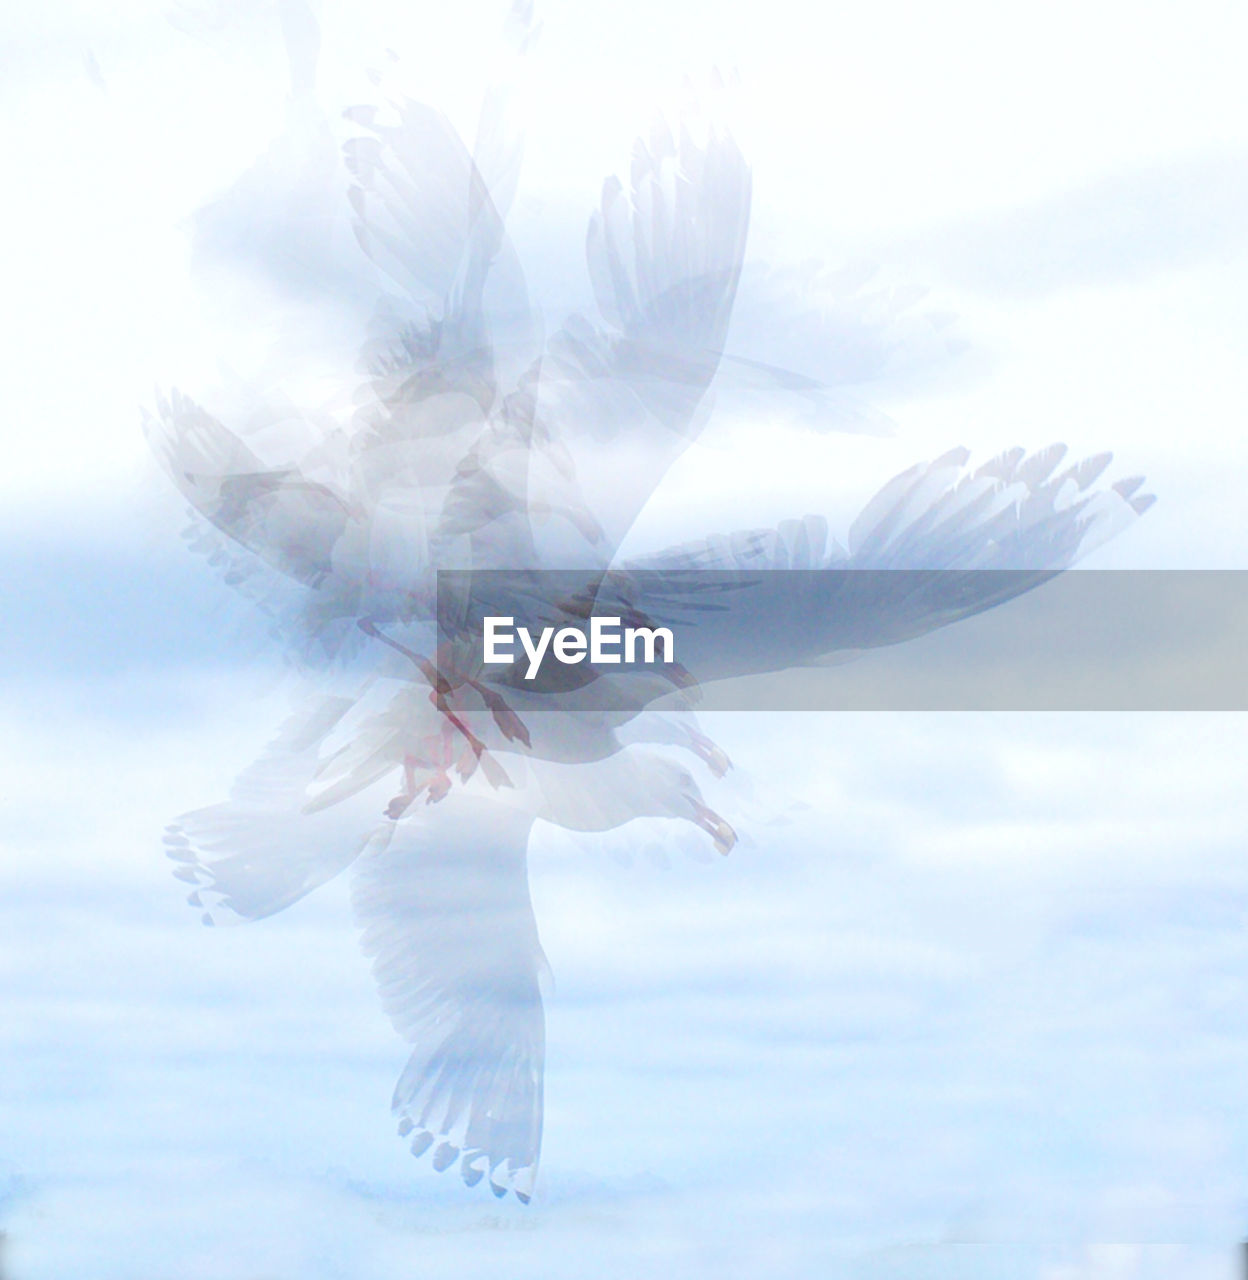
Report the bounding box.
[2,2,1248,1276]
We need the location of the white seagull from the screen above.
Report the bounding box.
[153,0,1153,1201]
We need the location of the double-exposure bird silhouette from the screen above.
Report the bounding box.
[151,1,1153,1201]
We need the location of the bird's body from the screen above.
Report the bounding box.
[153,0,1154,1201]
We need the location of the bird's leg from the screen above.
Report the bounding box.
[422,728,453,804]
[358,617,440,684]
[386,754,426,819]
[462,678,531,747]
[431,640,532,748]
[359,618,490,760]
[427,687,491,773]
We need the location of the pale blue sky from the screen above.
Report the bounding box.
[2,2,1248,1278]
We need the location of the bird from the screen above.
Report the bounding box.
[152,0,1154,1201]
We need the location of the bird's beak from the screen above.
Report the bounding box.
[689,731,731,778]
[689,799,737,855]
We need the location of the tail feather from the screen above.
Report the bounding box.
[166,695,379,923]
[352,800,545,1200]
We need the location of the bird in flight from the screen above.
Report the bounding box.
[150,0,1153,1202]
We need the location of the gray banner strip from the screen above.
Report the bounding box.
[436,570,1248,711]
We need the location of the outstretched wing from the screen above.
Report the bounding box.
[342,10,547,570]
[539,77,753,556]
[352,796,546,1201]
[146,389,354,588]
[616,444,1154,680]
[843,443,1154,570]
[344,19,538,426]
[165,694,379,923]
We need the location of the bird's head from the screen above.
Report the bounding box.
[647,757,737,855]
